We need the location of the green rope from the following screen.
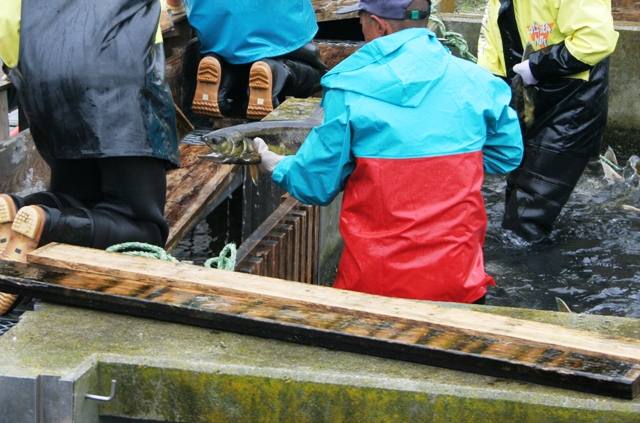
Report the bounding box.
[106,241,238,271]
[204,243,237,271]
[429,12,478,63]
[106,242,180,262]
[599,154,623,172]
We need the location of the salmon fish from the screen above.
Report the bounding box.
[510,42,537,133]
[198,105,324,165]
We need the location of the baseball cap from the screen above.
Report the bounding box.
[336,0,430,20]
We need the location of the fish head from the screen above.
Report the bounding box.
[199,129,261,164]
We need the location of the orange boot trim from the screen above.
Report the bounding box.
[246,61,274,120]
[192,56,224,118]
[0,205,47,264]
[0,194,18,255]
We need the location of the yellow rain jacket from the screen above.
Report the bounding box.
[478,0,618,81]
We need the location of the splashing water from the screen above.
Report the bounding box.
[483,158,640,317]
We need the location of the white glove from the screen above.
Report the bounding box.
[253,137,284,175]
[513,60,538,86]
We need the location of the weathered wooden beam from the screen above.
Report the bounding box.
[1,243,640,398]
[235,196,300,264]
[0,79,11,141]
[164,143,241,252]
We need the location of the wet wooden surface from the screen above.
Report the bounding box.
[612,0,640,22]
[164,145,241,252]
[0,243,639,398]
[0,79,11,141]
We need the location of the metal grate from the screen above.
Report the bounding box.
[0,314,19,336]
[0,300,36,336]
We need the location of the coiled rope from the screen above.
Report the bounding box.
[203,243,237,271]
[429,12,478,63]
[106,242,237,271]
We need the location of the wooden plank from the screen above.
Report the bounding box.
[290,210,308,283]
[276,224,295,281]
[437,0,456,13]
[164,143,241,252]
[0,79,11,141]
[235,196,301,264]
[612,0,640,22]
[2,243,640,398]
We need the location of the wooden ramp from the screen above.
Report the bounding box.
[1,244,640,399]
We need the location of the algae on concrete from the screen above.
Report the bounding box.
[2,301,640,422]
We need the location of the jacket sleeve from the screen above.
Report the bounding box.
[482,76,524,174]
[0,0,21,69]
[530,0,618,81]
[476,0,506,77]
[272,89,355,206]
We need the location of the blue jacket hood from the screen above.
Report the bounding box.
[321,28,449,108]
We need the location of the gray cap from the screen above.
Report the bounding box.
[336,0,429,20]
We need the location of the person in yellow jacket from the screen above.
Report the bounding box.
[477,0,619,242]
[0,0,179,315]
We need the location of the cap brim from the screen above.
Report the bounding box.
[336,4,361,14]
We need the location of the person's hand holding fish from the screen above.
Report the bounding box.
[253,137,284,175]
[513,60,538,86]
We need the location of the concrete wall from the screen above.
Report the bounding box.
[442,15,640,157]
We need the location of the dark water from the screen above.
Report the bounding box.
[483,159,640,317]
[173,159,640,318]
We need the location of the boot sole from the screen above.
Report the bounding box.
[192,56,224,118]
[0,206,47,263]
[247,61,274,120]
[0,292,19,316]
[0,194,18,255]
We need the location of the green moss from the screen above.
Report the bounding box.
[96,362,640,422]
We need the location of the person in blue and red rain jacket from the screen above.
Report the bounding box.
[477,0,619,242]
[252,0,523,304]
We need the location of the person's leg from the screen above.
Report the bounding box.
[89,156,169,249]
[246,43,328,120]
[3,156,169,254]
[192,53,246,118]
[502,147,591,241]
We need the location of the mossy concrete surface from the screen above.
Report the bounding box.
[2,302,640,422]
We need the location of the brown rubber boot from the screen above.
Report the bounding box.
[0,292,19,315]
[0,195,22,315]
[246,61,274,120]
[0,205,47,263]
[0,194,18,255]
[192,56,225,118]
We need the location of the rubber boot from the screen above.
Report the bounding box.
[282,42,329,73]
[246,58,326,120]
[503,147,591,241]
[0,194,21,254]
[0,205,47,263]
[23,190,82,209]
[192,54,239,118]
[0,194,21,315]
[38,206,95,248]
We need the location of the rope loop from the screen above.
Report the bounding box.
[105,242,180,262]
[204,243,237,271]
[429,12,478,63]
